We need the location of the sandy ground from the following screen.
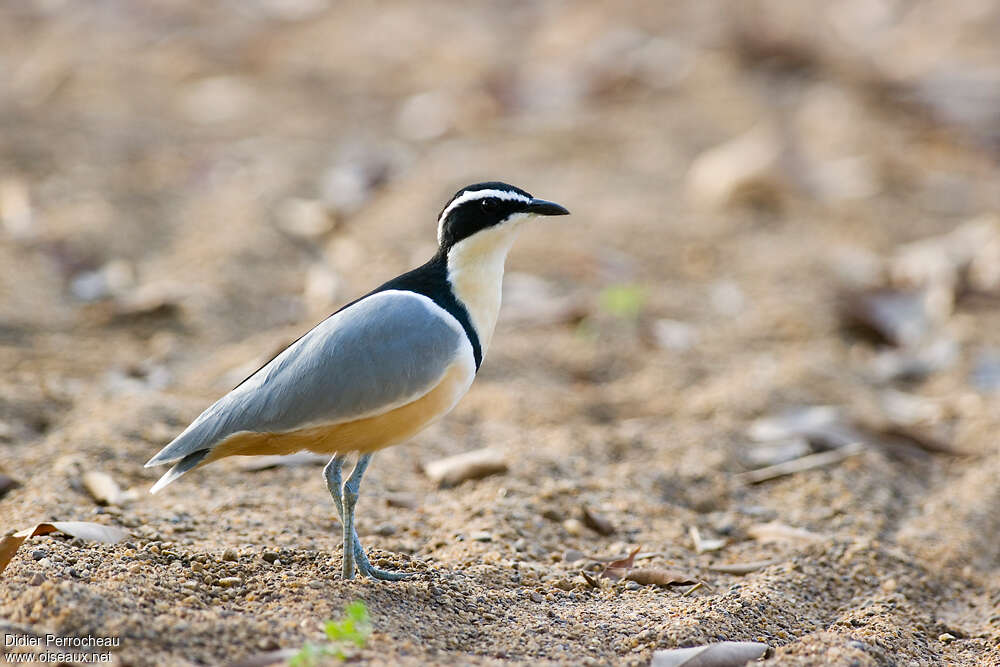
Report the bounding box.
[2,1,1000,665]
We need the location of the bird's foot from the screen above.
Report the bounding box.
[351,536,414,581]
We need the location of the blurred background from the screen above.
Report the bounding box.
[2,1,1000,664]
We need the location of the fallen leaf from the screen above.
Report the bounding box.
[741,438,812,468]
[747,405,857,448]
[708,560,777,575]
[840,288,933,347]
[82,471,130,506]
[625,568,698,587]
[689,526,727,553]
[422,448,508,488]
[581,505,615,536]
[652,641,770,667]
[600,546,641,581]
[747,522,826,544]
[1,522,128,574]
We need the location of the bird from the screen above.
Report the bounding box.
[145,181,569,581]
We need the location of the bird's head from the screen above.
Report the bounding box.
[437,181,569,250]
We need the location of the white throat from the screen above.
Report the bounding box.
[445,215,527,354]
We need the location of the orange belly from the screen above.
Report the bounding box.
[201,358,473,465]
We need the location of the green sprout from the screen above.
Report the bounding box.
[289,601,372,666]
[598,284,645,321]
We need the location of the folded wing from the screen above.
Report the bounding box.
[145,291,468,481]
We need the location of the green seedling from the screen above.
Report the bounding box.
[598,284,645,321]
[289,601,372,666]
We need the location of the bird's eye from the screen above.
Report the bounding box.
[481,199,498,212]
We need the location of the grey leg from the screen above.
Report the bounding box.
[341,453,413,581]
[323,455,355,579]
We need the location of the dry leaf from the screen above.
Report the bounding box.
[689,526,727,553]
[652,641,769,667]
[581,571,601,589]
[422,448,508,488]
[625,568,698,587]
[581,505,615,536]
[840,288,934,347]
[1,521,128,574]
[82,471,130,506]
[708,560,778,575]
[747,522,826,544]
[600,546,641,581]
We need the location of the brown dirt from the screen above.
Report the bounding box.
[2,1,1000,665]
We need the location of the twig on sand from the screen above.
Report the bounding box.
[737,441,866,484]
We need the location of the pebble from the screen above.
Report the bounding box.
[529,591,544,603]
[625,581,641,591]
[28,573,45,586]
[31,549,47,561]
[190,561,204,573]
[686,124,784,210]
[217,577,241,588]
[562,519,585,537]
[423,448,508,488]
[937,633,956,643]
[471,531,493,542]
[373,524,397,537]
[221,549,238,562]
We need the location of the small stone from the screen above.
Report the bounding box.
[221,548,238,562]
[307,580,324,589]
[562,519,585,537]
[686,124,784,210]
[529,591,544,603]
[470,531,493,542]
[625,580,641,591]
[217,576,241,588]
[423,448,508,488]
[261,551,279,564]
[190,561,204,573]
[31,549,47,561]
[938,633,956,643]
[563,549,585,564]
[373,524,397,537]
[652,319,698,352]
[28,573,44,586]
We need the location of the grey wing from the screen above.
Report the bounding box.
[146,290,468,468]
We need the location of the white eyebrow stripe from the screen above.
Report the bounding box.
[437,189,533,243]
